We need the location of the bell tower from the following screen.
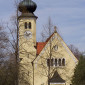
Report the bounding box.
[18,0,37,46]
[18,0,37,85]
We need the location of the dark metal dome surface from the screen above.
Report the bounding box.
[18,0,37,13]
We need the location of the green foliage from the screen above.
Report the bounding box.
[72,56,85,85]
[0,61,18,85]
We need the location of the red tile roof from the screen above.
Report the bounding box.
[36,42,46,55]
[36,32,55,55]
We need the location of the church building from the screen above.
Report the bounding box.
[18,0,78,85]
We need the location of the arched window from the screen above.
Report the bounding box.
[55,59,57,66]
[29,22,31,29]
[62,58,65,66]
[51,58,53,66]
[58,59,61,66]
[47,58,54,66]
[25,22,27,29]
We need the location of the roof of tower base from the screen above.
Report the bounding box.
[18,12,38,19]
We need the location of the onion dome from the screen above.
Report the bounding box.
[18,0,37,13]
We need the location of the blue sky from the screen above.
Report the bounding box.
[0,0,85,52]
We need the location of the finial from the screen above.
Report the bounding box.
[54,26,57,33]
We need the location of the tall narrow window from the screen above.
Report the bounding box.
[29,22,31,29]
[55,59,57,66]
[62,58,65,66]
[59,59,61,66]
[51,59,53,66]
[25,22,27,29]
[47,59,50,66]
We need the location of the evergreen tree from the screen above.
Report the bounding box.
[72,56,85,85]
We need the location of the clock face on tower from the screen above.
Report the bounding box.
[24,31,32,40]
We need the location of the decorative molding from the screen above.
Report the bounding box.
[61,41,77,64]
[35,32,78,65]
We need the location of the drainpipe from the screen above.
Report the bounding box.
[32,61,34,85]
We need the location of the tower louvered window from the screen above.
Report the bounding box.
[29,22,31,29]
[25,22,27,29]
[24,22,31,29]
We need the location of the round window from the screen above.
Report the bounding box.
[54,45,58,51]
